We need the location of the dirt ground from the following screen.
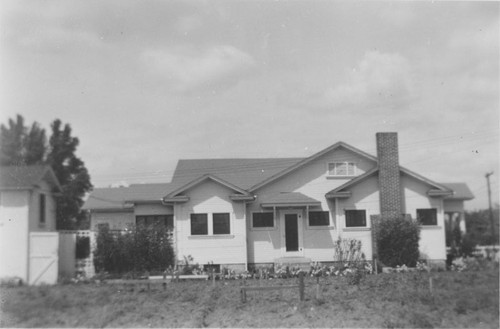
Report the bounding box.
[1,269,498,328]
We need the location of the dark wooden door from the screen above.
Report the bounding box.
[285,214,299,252]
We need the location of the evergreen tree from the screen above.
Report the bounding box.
[47,119,92,229]
[0,114,92,229]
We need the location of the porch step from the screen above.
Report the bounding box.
[274,257,311,270]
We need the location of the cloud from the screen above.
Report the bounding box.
[141,45,257,92]
[318,51,414,110]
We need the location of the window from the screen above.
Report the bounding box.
[328,162,356,176]
[417,208,437,226]
[136,215,173,229]
[213,213,230,234]
[308,211,330,226]
[345,210,366,227]
[252,212,274,228]
[39,194,46,224]
[191,213,208,235]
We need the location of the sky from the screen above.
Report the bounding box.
[0,0,498,210]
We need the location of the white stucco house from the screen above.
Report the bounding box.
[83,133,473,271]
[0,165,61,284]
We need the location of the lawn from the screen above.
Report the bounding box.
[1,269,498,328]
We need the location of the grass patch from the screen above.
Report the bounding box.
[0,269,498,328]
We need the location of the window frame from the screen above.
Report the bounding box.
[190,213,208,235]
[417,208,438,226]
[327,162,356,177]
[251,212,275,230]
[307,211,331,228]
[345,209,367,228]
[212,213,231,235]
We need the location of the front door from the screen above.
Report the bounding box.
[285,214,299,251]
[281,210,303,256]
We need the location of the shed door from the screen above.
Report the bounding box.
[29,232,59,285]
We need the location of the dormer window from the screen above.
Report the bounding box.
[328,162,356,177]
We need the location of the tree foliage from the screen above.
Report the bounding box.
[376,216,421,267]
[0,114,92,229]
[0,114,47,166]
[465,207,499,246]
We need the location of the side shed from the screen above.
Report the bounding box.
[0,165,62,284]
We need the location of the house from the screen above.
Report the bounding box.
[0,165,61,284]
[83,133,474,271]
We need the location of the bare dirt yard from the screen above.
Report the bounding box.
[1,269,498,328]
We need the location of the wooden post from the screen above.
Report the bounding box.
[259,269,263,286]
[212,268,215,288]
[299,272,305,301]
[241,288,247,303]
[429,277,434,295]
[315,276,320,300]
[162,272,167,291]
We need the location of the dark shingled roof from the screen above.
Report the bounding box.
[83,183,173,210]
[171,158,304,190]
[0,165,61,191]
[441,183,475,200]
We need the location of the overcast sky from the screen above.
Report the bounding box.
[0,0,498,210]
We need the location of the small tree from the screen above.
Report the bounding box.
[376,216,420,267]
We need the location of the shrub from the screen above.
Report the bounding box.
[376,216,420,267]
[93,223,175,275]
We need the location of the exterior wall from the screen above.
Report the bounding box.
[336,175,380,260]
[247,147,377,264]
[90,211,135,231]
[175,180,247,267]
[0,190,30,282]
[401,175,446,261]
[28,181,57,232]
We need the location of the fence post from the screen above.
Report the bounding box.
[240,288,247,303]
[315,276,321,300]
[162,271,167,291]
[429,276,434,295]
[299,272,305,301]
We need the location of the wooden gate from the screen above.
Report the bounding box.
[29,232,59,285]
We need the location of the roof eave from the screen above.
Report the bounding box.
[427,189,454,197]
[325,191,352,199]
[230,194,256,201]
[162,195,190,203]
[261,201,322,208]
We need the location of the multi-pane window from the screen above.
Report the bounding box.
[252,212,274,228]
[136,215,173,229]
[328,162,356,176]
[417,208,437,226]
[345,210,366,227]
[39,194,46,224]
[308,211,330,226]
[213,213,230,234]
[190,213,231,235]
[190,213,208,235]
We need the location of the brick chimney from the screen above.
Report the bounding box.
[376,132,403,220]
